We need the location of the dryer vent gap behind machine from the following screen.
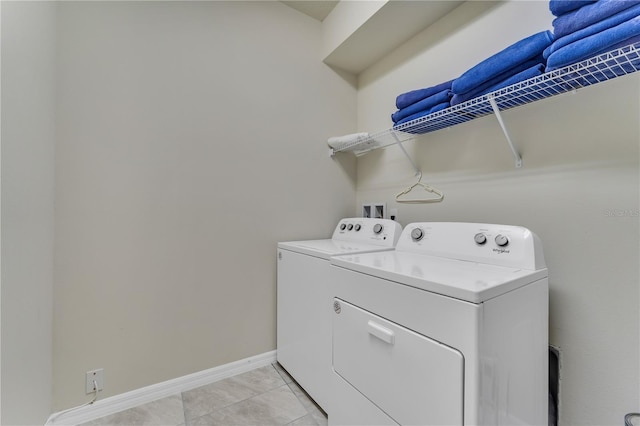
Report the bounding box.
[330,222,548,425]
[277,218,402,413]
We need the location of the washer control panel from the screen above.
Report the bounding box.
[398,222,546,270]
[333,218,402,247]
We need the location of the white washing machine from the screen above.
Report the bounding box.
[277,218,403,413]
[329,222,548,426]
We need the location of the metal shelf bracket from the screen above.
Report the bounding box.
[488,94,522,168]
[391,132,421,176]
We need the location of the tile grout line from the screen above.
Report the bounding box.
[272,362,327,425]
[279,381,316,426]
[181,390,189,426]
[185,382,304,426]
[182,364,292,426]
[272,363,321,426]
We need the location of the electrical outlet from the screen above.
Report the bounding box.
[86,368,104,394]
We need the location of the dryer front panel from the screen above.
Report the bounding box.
[333,298,464,426]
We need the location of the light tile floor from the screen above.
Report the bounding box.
[80,363,328,426]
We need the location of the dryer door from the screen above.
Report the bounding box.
[333,298,464,425]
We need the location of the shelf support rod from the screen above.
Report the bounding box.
[488,94,522,168]
[391,132,421,175]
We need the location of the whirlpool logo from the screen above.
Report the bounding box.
[604,209,640,217]
[493,248,511,254]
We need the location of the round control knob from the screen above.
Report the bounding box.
[354,224,361,231]
[474,233,487,245]
[495,234,509,247]
[339,223,346,231]
[347,223,354,231]
[373,224,383,234]
[411,228,424,241]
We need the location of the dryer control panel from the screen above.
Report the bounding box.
[398,222,546,271]
[332,218,402,247]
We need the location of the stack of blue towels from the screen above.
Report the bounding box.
[390,0,640,131]
[450,30,554,106]
[391,80,453,126]
[545,0,640,71]
[391,31,554,132]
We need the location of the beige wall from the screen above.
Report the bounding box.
[1,1,56,424]
[356,1,639,425]
[53,1,356,410]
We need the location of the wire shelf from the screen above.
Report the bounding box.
[332,42,640,156]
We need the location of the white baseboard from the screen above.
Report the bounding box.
[46,350,277,426]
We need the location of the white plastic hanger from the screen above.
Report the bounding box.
[389,132,444,203]
[395,171,444,204]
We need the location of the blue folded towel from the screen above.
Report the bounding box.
[393,102,450,133]
[555,37,640,86]
[547,16,640,70]
[391,89,452,123]
[550,0,598,17]
[452,31,553,95]
[451,55,544,105]
[545,3,640,59]
[395,80,454,109]
[451,63,546,105]
[486,63,546,90]
[552,0,640,38]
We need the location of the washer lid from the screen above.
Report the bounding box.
[331,250,548,303]
[278,239,396,260]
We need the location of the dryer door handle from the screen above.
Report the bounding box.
[367,320,395,345]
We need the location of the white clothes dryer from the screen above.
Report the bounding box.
[329,222,548,426]
[277,218,402,413]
